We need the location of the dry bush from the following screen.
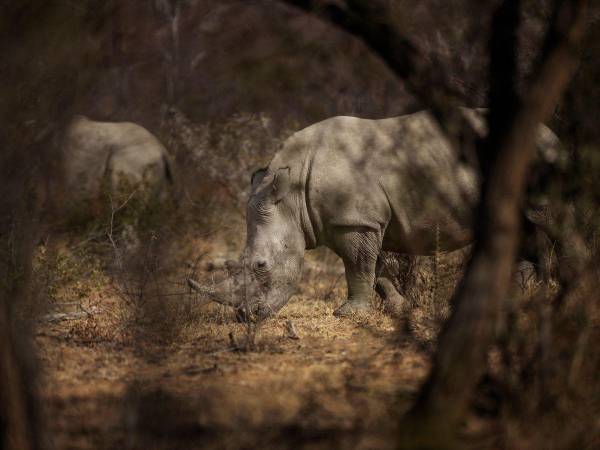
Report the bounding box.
[28,105,300,355]
[481,267,600,449]
[376,250,469,344]
[0,2,114,447]
[487,136,600,448]
[44,108,304,347]
[159,107,297,228]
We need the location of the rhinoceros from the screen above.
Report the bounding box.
[63,116,172,205]
[189,108,561,319]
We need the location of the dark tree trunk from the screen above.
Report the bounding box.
[0,307,38,450]
[0,193,41,450]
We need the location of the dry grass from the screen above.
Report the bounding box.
[28,108,599,449]
[33,237,433,450]
[30,221,600,450]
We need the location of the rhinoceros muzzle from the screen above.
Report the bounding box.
[187,276,282,322]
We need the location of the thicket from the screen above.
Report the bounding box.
[1,1,599,449]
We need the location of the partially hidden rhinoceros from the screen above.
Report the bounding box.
[63,115,172,205]
[189,108,561,319]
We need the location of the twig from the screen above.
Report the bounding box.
[37,307,103,323]
[107,187,140,260]
[283,320,300,340]
[69,230,106,250]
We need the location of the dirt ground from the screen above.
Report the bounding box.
[32,238,487,450]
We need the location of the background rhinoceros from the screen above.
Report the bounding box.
[63,116,172,206]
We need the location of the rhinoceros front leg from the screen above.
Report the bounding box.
[332,227,382,318]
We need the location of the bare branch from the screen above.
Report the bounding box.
[37,308,102,324]
[106,187,140,265]
[400,0,589,445]
[280,0,469,135]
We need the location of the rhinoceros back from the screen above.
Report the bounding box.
[277,111,479,254]
[63,116,170,204]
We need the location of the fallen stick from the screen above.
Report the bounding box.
[38,311,94,323]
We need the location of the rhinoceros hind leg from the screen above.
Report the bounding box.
[375,277,408,317]
[332,227,382,318]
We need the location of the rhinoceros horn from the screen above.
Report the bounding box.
[186,277,241,308]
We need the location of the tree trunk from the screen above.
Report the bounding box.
[0,308,37,450]
[0,202,40,450]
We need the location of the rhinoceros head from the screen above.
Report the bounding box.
[236,166,305,319]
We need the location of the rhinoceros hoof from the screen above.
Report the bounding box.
[382,295,407,317]
[333,301,371,318]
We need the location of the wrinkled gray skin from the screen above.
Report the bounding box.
[202,108,561,319]
[63,116,172,204]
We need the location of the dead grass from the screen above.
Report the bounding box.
[33,236,434,450]
[31,222,599,450]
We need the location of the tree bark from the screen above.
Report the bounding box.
[0,308,37,450]
[0,200,40,450]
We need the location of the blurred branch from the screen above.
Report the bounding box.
[0,304,38,450]
[37,308,102,324]
[552,252,599,312]
[106,188,139,266]
[280,0,469,137]
[484,0,521,176]
[399,0,589,447]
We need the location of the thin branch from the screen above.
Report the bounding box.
[400,0,589,445]
[37,309,102,324]
[280,0,469,137]
[552,252,599,312]
[106,187,139,262]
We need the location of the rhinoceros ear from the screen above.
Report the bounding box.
[270,167,291,203]
[251,167,268,190]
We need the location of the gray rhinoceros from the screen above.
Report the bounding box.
[190,108,561,319]
[63,116,172,205]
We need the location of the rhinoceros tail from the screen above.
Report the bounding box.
[162,152,174,185]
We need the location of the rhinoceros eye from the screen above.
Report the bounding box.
[253,260,268,271]
[252,261,271,289]
[249,197,272,219]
